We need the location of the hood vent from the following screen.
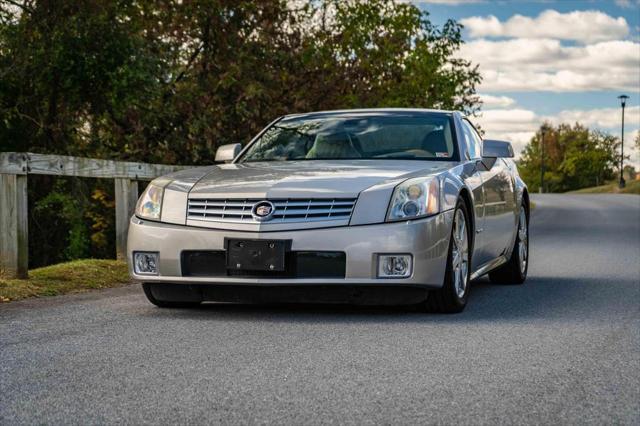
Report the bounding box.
[187,198,357,224]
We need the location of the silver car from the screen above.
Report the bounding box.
[128,109,529,313]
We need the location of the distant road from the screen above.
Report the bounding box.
[1,194,639,424]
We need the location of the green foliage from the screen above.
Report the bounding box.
[31,180,90,264]
[518,123,619,193]
[623,165,637,181]
[0,0,481,163]
[311,1,480,112]
[28,177,115,267]
[0,0,481,267]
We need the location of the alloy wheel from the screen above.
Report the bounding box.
[452,209,469,298]
[518,207,528,274]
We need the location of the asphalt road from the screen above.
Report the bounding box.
[1,194,639,425]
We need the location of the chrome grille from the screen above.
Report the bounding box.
[187,198,357,223]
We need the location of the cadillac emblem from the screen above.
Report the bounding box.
[251,201,275,222]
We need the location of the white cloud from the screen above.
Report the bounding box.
[456,7,640,166]
[470,109,538,156]
[479,94,516,108]
[457,9,639,92]
[485,131,537,156]
[458,38,640,92]
[477,109,538,133]
[470,106,640,160]
[475,106,640,137]
[400,0,484,4]
[461,10,629,43]
[551,106,640,129]
[615,0,640,9]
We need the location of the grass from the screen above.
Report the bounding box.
[0,259,130,303]
[567,179,640,195]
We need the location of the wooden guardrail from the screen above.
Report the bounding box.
[0,152,186,279]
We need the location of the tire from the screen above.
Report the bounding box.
[488,203,529,285]
[425,198,471,313]
[142,283,202,308]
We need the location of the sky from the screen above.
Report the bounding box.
[411,0,640,167]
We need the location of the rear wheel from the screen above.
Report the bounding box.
[488,204,528,285]
[425,198,471,313]
[142,283,202,308]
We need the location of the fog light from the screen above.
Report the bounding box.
[377,254,412,278]
[134,252,159,275]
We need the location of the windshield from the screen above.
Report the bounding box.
[238,112,457,162]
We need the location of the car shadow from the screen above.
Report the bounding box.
[140,274,637,324]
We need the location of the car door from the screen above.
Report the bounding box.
[464,120,516,262]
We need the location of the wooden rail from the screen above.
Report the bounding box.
[0,152,186,279]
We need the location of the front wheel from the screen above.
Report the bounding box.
[488,204,529,285]
[425,198,471,313]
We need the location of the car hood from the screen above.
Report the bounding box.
[188,160,456,198]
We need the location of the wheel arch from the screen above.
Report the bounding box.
[457,187,475,253]
[521,188,530,220]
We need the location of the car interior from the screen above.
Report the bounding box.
[243,117,455,161]
[304,125,454,159]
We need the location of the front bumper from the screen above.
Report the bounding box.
[127,210,454,289]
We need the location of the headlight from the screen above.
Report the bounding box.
[387,176,440,221]
[136,183,164,221]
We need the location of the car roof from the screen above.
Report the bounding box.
[282,108,456,121]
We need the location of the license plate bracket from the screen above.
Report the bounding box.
[225,238,290,272]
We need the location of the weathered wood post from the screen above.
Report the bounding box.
[1,152,184,276]
[115,178,139,260]
[0,154,29,278]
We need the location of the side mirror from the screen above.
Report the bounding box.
[215,143,242,163]
[482,139,514,159]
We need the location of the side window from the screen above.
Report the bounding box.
[462,119,482,159]
[459,121,473,160]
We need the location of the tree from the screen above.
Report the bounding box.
[0,0,482,266]
[307,1,480,112]
[518,123,619,192]
[623,165,636,181]
[0,0,481,164]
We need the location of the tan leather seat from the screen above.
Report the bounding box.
[306,132,361,159]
